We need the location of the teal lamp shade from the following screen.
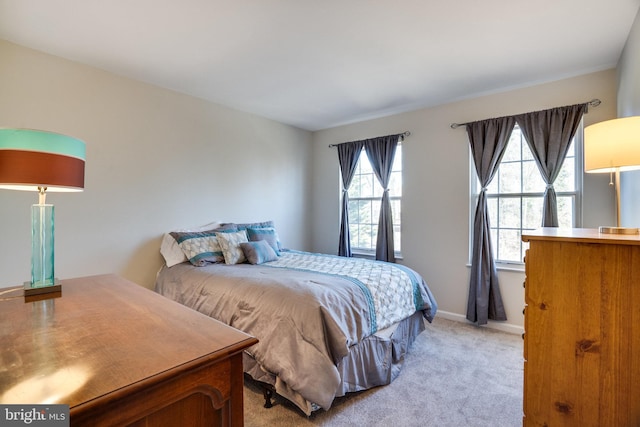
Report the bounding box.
[0,129,85,294]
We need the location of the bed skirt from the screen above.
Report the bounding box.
[243,310,426,415]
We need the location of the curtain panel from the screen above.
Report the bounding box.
[364,135,401,262]
[466,117,514,325]
[336,141,364,257]
[515,103,588,227]
[335,133,403,261]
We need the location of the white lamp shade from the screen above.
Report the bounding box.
[584,116,640,173]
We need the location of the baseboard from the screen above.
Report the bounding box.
[436,310,524,336]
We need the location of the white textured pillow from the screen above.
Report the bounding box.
[216,230,249,265]
[160,221,221,267]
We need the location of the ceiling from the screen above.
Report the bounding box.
[1,1,639,131]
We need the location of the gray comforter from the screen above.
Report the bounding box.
[155,251,437,412]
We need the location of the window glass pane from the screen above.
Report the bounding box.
[360,153,373,173]
[499,198,521,229]
[348,201,359,222]
[498,162,521,194]
[392,147,402,171]
[486,176,498,194]
[487,198,498,227]
[522,160,546,193]
[349,224,359,247]
[557,196,574,228]
[554,158,575,192]
[391,199,401,225]
[502,132,521,162]
[393,225,401,252]
[369,225,377,250]
[519,133,534,161]
[372,179,383,198]
[490,228,498,257]
[388,171,402,196]
[498,229,522,263]
[347,174,360,198]
[522,197,543,229]
[566,141,574,157]
[371,200,381,224]
[362,174,375,198]
[361,200,373,224]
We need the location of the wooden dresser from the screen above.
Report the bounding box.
[0,274,258,426]
[522,228,640,427]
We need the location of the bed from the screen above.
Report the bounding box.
[154,221,437,415]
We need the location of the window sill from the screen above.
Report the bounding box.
[466,262,524,273]
[353,251,403,261]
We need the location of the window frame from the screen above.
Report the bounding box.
[468,122,584,269]
[346,145,402,257]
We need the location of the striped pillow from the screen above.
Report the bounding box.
[169,229,225,266]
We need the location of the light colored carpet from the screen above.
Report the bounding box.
[243,317,523,427]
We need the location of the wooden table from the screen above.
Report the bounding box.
[0,274,258,426]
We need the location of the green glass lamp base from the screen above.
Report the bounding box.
[31,203,56,286]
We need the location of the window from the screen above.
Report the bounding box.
[471,124,583,264]
[348,145,402,253]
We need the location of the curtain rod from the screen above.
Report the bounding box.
[328,131,410,148]
[449,99,601,129]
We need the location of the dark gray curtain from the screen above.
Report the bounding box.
[466,117,515,325]
[364,134,401,263]
[337,141,364,257]
[515,103,588,227]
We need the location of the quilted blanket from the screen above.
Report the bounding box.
[266,250,433,332]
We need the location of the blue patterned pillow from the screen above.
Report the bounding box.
[215,230,249,264]
[225,220,275,231]
[169,229,225,266]
[240,240,278,265]
[246,227,281,255]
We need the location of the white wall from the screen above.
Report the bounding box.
[310,70,617,331]
[0,37,627,332]
[0,40,313,289]
[618,8,640,228]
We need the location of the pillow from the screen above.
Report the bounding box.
[246,227,281,255]
[169,229,225,266]
[215,230,249,265]
[240,240,278,265]
[232,220,275,231]
[160,221,223,266]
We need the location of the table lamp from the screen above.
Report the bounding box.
[0,129,86,296]
[584,116,640,234]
